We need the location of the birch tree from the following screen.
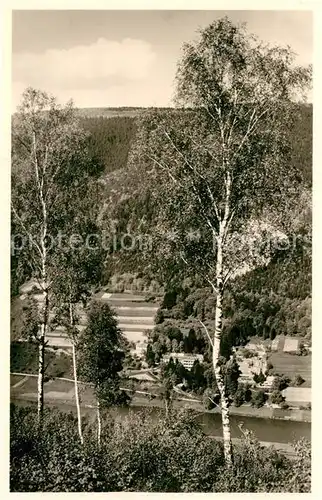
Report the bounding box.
[50,155,103,444]
[125,18,311,465]
[51,247,103,445]
[11,87,101,424]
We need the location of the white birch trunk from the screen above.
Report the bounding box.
[97,398,101,447]
[36,132,48,426]
[37,324,45,421]
[37,287,48,424]
[72,342,83,445]
[164,398,169,418]
[69,303,83,445]
[213,236,233,466]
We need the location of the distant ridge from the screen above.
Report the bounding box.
[75,106,174,119]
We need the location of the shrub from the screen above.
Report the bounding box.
[155,309,164,324]
[240,348,254,359]
[291,374,305,386]
[244,384,252,402]
[251,390,267,408]
[272,375,290,391]
[10,404,310,492]
[297,341,309,356]
[233,386,245,407]
[253,371,266,385]
[270,390,285,405]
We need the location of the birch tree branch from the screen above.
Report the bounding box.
[198,319,214,348]
[11,203,43,258]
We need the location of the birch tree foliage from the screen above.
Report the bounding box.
[11,87,104,421]
[121,19,311,467]
[126,17,311,282]
[11,87,103,285]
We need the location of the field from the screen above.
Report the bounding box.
[11,374,37,394]
[269,352,311,387]
[10,374,25,386]
[11,342,73,379]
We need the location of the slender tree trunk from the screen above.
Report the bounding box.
[36,134,48,427]
[213,237,233,466]
[37,287,48,425]
[69,303,83,445]
[97,398,101,447]
[164,398,169,418]
[72,342,83,444]
[37,326,45,422]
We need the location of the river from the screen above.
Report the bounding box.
[12,398,310,445]
[114,404,311,444]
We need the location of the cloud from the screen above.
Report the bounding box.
[12,37,157,109]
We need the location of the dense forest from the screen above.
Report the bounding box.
[80,103,312,183]
[78,103,312,345]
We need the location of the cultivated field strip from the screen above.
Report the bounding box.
[45,292,158,347]
[108,293,157,344]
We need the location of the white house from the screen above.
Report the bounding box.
[162,353,204,370]
[283,337,299,353]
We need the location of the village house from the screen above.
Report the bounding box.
[162,352,204,370]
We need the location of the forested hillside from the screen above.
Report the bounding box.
[12,104,312,328]
[80,104,312,183]
[79,104,311,352]
[80,116,136,174]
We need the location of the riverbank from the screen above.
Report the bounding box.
[11,371,311,423]
[130,394,311,422]
[11,372,310,449]
[11,396,308,460]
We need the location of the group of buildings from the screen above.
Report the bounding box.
[17,280,311,408]
[162,352,204,370]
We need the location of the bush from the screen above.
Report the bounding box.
[10,404,310,492]
[215,431,310,493]
[155,309,164,324]
[244,384,252,402]
[251,390,267,408]
[253,371,266,385]
[240,348,254,359]
[272,375,290,392]
[270,390,285,405]
[233,385,246,407]
[297,342,309,356]
[291,374,305,386]
[232,382,251,405]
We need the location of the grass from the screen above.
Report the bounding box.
[10,375,25,386]
[269,352,311,387]
[10,342,73,379]
[11,375,37,393]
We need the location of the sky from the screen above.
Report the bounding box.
[11,10,313,110]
